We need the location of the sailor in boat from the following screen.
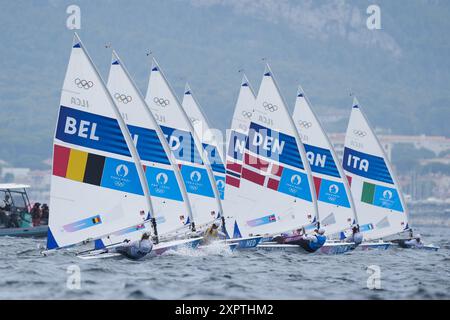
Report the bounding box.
[275,227,327,253]
[109,232,153,260]
[345,225,363,245]
[202,222,226,245]
[399,234,424,249]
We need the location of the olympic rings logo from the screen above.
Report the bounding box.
[153,97,170,107]
[263,101,278,112]
[241,111,252,119]
[353,130,367,137]
[114,93,132,104]
[74,78,93,89]
[114,181,126,188]
[297,120,312,129]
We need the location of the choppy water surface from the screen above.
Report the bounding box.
[1,210,449,299]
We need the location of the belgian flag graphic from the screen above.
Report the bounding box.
[53,144,105,186]
[92,216,102,225]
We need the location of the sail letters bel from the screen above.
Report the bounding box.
[64,116,100,141]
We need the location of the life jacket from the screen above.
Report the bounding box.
[308,234,327,251]
[135,240,152,257]
[353,232,363,245]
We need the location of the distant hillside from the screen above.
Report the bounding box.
[0,0,449,169]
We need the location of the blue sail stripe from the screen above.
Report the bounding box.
[160,126,204,165]
[343,147,393,184]
[202,143,226,174]
[227,131,247,161]
[303,144,340,178]
[56,105,172,165]
[246,122,304,170]
[56,106,131,157]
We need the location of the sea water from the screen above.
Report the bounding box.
[0,209,448,299]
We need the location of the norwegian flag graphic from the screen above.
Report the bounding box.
[226,159,242,188]
[226,130,247,188]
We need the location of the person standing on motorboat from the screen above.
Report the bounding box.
[40,204,49,225]
[31,203,42,226]
[346,225,363,245]
[109,232,153,260]
[1,194,19,228]
[0,196,10,227]
[0,195,12,226]
[1,194,12,211]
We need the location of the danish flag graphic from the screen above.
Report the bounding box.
[241,152,284,191]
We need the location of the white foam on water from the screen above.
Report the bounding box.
[161,241,233,257]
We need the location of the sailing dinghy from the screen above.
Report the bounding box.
[145,59,223,236]
[220,65,343,254]
[343,98,438,251]
[238,66,354,254]
[46,34,200,259]
[102,51,201,249]
[221,76,267,249]
[293,87,357,238]
[181,83,262,249]
[292,87,386,250]
[47,33,152,255]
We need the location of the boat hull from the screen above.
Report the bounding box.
[77,237,202,260]
[225,236,263,249]
[421,245,440,251]
[357,241,391,250]
[257,241,354,254]
[319,242,355,254]
[396,243,439,251]
[0,225,48,238]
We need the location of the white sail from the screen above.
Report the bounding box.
[223,75,257,238]
[227,65,318,238]
[145,59,222,229]
[343,98,409,240]
[105,51,194,242]
[47,34,151,250]
[181,84,226,202]
[293,87,357,236]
